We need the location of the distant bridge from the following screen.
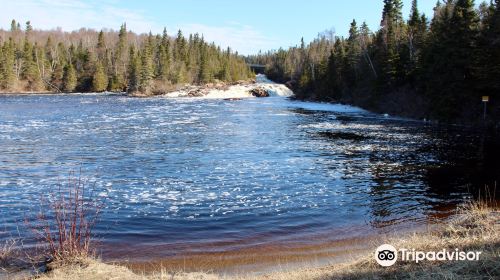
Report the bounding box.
[247,63,266,74]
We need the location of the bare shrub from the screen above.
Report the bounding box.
[26,172,105,264]
[0,239,17,270]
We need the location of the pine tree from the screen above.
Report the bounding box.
[1,40,16,90]
[127,46,140,93]
[220,52,231,82]
[111,23,127,91]
[22,40,41,91]
[97,30,106,61]
[158,28,171,82]
[378,0,405,88]
[62,63,77,92]
[10,19,17,32]
[0,47,4,87]
[483,0,500,95]
[175,30,187,65]
[345,19,361,86]
[25,21,33,33]
[199,45,212,83]
[92,61,108,92]
[139,42,154,94]
[0,20,252,95]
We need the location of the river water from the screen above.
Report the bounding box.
[0,89,498,271]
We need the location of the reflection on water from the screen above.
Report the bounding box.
[0,94,498,263]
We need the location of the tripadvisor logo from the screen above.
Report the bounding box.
[375,244,397,266]
[375,244,482,267]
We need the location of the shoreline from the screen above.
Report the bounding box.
[0,75,294,99]
[0,74,293,98]
[8,202,497,280]
[103,218,433,275]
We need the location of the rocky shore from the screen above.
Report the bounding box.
[0,75,293,99]
[128,74,294,99]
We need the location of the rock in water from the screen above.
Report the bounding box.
[187,88,206,97]
[250,87,270,97]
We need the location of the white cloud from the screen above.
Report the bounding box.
[0,0,160,33]
[0,0,279,54]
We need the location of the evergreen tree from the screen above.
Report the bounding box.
[1,40,16,90]
[482,0,500,98]
[22,40,41,91]
[175,30,187,64]
[1,20,251,95]
[127,46,140,93]
[432,0,479,119]
[111,23,127,91]
[139,41,154,94]
[407,0,426,77]
[25,21,33,36]
[97,30,106,61]
[199,45,212,83]
[248,0,499,122]
[62,63,77,92]
[158,28,171,82]
[10,20,17,32]
[92,61,108,92]
[345,19,361,86]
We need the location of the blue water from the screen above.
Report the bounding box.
[0,93,487,261]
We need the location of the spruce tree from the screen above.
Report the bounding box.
[92,61,108,92]
[1,40,16,90]
[97,30,106,61]
[158,28,171,82]
[199,45,212,83]
[0,20,252,95]
[22,41,41,91]
[483,0,500,95]
[139,43,154,94]
[62,63,77,92]
[10,20,17,32]
[127,46,140,93]
[345,19,361,86]
[111,23,127,91]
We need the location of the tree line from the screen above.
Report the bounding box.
[0,21,253,95]
[248,0,500,123]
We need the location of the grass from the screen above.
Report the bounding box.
[23,199,499,280]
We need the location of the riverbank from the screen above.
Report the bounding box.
[0,75,293,99]
[5,201,497,280]
[120,74,293,99]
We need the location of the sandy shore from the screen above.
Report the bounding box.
[5,202,497,280]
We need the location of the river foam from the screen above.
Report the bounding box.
[164,74,294,99]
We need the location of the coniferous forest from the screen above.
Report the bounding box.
[0,22,253,95]
[248,0,500,123]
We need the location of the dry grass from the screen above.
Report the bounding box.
[27,200,499,280]
[295,200,500,280]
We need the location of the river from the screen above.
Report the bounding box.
[0,83,498,272]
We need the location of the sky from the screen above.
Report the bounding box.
[0,0,438,55]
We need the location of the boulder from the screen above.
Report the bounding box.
[250,87,270,97]
[187,88,206,97]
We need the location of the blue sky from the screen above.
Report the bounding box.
[0,0,437,54]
